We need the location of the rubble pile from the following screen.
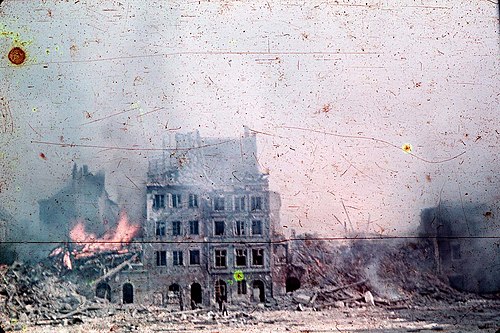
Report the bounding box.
[0,261,85,326]
[278,236,492,311]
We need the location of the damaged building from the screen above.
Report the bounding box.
[107,129,282,307]
[38,164,120,241]
[420,201,500,293]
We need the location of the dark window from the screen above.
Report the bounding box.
[214,196,225,211]
[251,220,262,235]
[188,194,198,208]
[237,280,247,295]
[251,196,262,211]
[173,251,183,266]
[214,221,225,236]
[156,251,167,266]
[234,196,246,211]
[155,221,166,237]
[189,220,199,235]
[153,194,165,210]
[252,249,264,266]
[172,221,181,236]
[172,194,182,208]
[189,250,200,265]
[235,220,245,236]
[235,249,247,267]
[215,249,227,267]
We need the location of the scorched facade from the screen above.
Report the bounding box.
[113,129,279,308]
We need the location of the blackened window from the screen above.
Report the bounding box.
[214,196,225,211]
[188,194,198,208]
[250,196,262,211]
[215,249,227,267]
[172,194,182,208]
[214,221,225,236]
[189,250,200,265]
[155,221,166,237]
[251,220,262,235]
[234,196,246,211]
[153,194,165,210]
[237,280,247,294]
[173,251,183,266]
[156,251,166,266]
[235,249,247,267]
[172,221,181,236]
[189,220,199,235]
[252,249,264,266]
[235,220,245,236]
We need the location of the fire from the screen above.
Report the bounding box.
[50,210,140,269]
[69,210,140,258]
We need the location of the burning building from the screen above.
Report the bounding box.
[39,164,120,241]
[105,129,281,308]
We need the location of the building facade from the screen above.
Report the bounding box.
[112,129,280,307]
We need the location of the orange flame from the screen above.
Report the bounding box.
[69,210,140,259]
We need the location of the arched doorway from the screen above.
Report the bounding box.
[191,283,202,306]
[286,277,301,293]
[214,280,227,302]
[169,283,180,293]
[168,283,183,310]
[123,283,133,304]
[252,280,265,302]
[96,282,111,301]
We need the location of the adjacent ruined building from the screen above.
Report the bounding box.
[110,129,282,308]
[420,201,500,294]
[38,164,120,241]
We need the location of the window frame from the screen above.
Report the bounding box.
[235,220,246,236]
[234,195,246,211]
[156,250,167,266]
[172,194,182,208]
[173,250,184,266]
[153,194,165,210]
[188,194,198,208]
[251,220,262,235]
[214,249,227,268]
[189,220,199,235]
[251,248,264,266]
[213,196,225,211]
[235,248,247,267]
[250,196,263,211]
[155,221,166,237]
[172,221,182,236]
[214,220,225,236]
[189,249,201,265]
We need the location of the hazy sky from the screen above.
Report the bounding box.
[0,0,498,237]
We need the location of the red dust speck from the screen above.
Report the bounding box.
[321,104,331,113]
[39,153,47,160]
[8,47,26,65]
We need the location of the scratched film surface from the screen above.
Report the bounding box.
[0,0,499,332]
